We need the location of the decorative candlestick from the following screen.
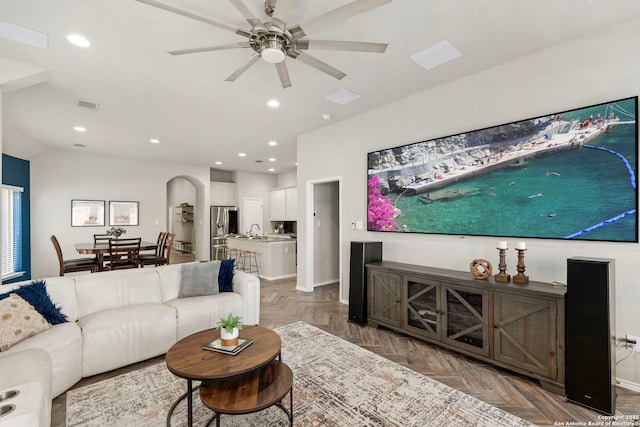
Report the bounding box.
[512,247,529,284]
[495,246,510,282]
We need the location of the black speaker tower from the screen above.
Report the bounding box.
[348,241,382,325]
[566,257,616,415]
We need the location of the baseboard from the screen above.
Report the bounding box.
[314,279,339,287]
[616,378,640,392]
[259,273,296,281]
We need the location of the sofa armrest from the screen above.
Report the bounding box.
[231,270,260,325]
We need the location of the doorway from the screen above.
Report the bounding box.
[305,177,343,301]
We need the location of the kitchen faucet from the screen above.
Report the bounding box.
[249,223,261,236]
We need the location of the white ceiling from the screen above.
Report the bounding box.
[2,0,640,174]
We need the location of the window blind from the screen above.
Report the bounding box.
[1,184,24,280]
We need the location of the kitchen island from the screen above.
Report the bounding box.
[227,237,296,280]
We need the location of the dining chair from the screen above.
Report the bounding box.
[105,238,141,270]
[139,233,174,267]
[51,235,100,276]
[139,232,165,257]
[93,234,113,266]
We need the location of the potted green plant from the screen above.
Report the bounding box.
[106,226,126,239]
[216,313,243,347]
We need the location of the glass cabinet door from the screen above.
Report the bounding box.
[405,277,440,339]
[442,283,489,356]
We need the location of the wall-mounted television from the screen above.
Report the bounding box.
[367,96,638,242]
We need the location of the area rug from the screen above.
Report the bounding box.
[66,321,534,427]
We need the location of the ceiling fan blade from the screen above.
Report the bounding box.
[296,0,391,36]
[226,53,261,82]
[269,0,293,32]
[135,0,242,34]
[169,42,251,56]
[228,0,265,30]
[275,61,292,89]
[302,39,387,53]
[292,51,346,80]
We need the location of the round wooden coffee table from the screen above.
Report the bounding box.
[200,360,293,426]
[165,325,282,427]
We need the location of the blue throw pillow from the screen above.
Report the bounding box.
[0,280,68,325]
[218,259,235,292]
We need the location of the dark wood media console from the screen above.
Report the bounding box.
[366,261,566,394]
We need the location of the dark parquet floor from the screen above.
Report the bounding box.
[51,273,640,427]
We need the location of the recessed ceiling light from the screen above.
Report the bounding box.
[269,158,276,162]
[410,40,462,71]
[268,140,278,146]
[267,99,280,108]
[238,152,246,157]
[73,126,87,132]
[321,113,332,120]
[268,168,275,172]
[215,161,222,165]
[66,34,91,48]
[149,139,160,144]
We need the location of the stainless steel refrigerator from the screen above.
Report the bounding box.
[210,206,238,260]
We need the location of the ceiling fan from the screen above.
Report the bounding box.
[135,0,391,88]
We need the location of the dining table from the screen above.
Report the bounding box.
[75,240,158,271]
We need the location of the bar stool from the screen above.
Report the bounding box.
[227,248,243,271]
[240,250,259,277]
[212,244,227,260]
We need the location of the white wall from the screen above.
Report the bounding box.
[297,17,640,385]
[30,149,210,278]
[277,171,297,188]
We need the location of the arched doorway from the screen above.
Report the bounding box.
[166,175,206,261]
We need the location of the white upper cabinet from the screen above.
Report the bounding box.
[270,187,297,221]
[284,187,297,220]
[210,182,236,206]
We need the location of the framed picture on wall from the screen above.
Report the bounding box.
[71,200,105,227]
[109,201,139,226]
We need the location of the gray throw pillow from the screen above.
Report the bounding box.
[179,261,221,298]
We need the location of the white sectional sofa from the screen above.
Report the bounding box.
[0,262,260,426]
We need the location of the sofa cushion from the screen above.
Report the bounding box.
[75,269,163,318]
[219,259,235,292]
[166,293,243,340]
[156,263,183,302]
[0,280,67,325]
[178,261,220,298]
[78,303,177,377]
[0,295,51,351]
[5,322,83,398]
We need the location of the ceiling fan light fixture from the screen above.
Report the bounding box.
[260,36,285,63]
[261,46,285,63]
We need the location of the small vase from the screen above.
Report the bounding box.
[220,327,239,347]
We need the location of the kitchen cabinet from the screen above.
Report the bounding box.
[270,187,297,221]
[366,261,565,394]
[270,189,286,220]
[211,182,236,206]
[284,187,297,220]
